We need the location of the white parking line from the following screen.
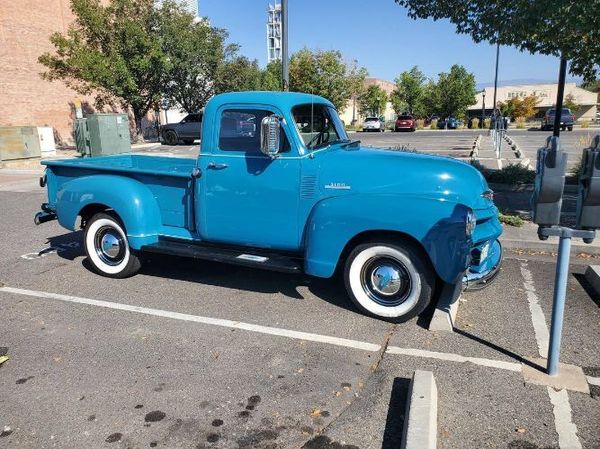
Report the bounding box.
[519,261,583,449]
[2,285,522,373]
[519,262,550,357]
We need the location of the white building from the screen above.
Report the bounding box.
[468,83,598,121]
[267,2,282,63]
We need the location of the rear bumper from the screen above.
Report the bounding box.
[463,239,502,290]
[34,203,57,225]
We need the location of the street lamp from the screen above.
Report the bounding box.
[481,90,486,129]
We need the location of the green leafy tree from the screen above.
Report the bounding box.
[422,80,441,116]
[39,0,170,138]
[159,1,229,113]
[214,54,263,93]
[498,95,539,120]
[390,66,426,117]
[435,65,476,118]
[563,93,580,113]
[395,0,600,81]
[358,85,388,117]
[289,48,367,110]
[260,60,283,91]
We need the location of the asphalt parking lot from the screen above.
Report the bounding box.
[0,171,599,448]
[504,128,599,171]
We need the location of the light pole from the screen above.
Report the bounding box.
[492,40,500,122]
[281,0,289,91]
[481,90,486,129]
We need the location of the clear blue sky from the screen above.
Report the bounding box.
[199,0,580,86]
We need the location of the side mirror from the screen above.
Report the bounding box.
[260,115,280,158]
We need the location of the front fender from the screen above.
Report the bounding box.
[304,194,472,284]
[55,174,162,249]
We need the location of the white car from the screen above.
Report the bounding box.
[362,117,385,132]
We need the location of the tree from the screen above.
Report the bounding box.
[563,93,580,113]
[289,48,367,110]
[159,1,229,113]
[498,95,539,120]
[214,55,264,93]
[390,66,426,116]
[39,0,170,138]
[421,80,440,116]
[395,0,600,81]
[435,65,476,118]
[358,85,388,117]
[260,60,283,91]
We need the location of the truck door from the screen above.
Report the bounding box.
[201,107,301,250]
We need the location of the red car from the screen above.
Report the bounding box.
[395,114,416,132]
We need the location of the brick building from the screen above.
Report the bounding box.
[0,1,94,144]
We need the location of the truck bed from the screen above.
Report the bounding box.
[42,154,196,178]
[43,155,197,230]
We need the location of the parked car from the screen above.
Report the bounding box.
[35,91,502,323]
[394,115,416,132]
[362,116,385,132]
[446,117,460,129]
[160,112,203,145]
[541,108,574,131]
[437,118,447,129]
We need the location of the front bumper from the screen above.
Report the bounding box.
[463,239,502,290]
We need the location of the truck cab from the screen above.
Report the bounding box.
[36,92,502,322]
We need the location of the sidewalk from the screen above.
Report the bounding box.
[474,133,527,170]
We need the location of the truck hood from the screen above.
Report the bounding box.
[316,146,492,210]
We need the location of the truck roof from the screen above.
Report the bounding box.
[205,91,334,113]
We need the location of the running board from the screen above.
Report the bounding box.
[141,241,302,274]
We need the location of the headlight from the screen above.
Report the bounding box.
[482,189,494,201]
[466,210,476,237]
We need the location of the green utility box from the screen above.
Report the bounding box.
[74,113,131,157]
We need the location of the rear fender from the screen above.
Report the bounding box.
[55,174,162,249]
[304,194,472,284]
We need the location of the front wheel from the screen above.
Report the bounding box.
[84,212,142,278]
[568,126,573,131]
[343,241,435,322]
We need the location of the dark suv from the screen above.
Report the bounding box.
[161,112,203,145]
[541,108,574,131]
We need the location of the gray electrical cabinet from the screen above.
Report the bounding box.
[74,113,131,157]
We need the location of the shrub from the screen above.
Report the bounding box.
[499,212,525,227]
[471,117,480,129]
[515,116,526,129]
[581,120,590,128]
[430,119,438,130]
[470,161,535,185]
[483,118,492,129]
[416,119,425,130]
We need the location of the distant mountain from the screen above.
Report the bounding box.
[476,78,582,90]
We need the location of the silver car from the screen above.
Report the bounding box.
[362,116,385,132]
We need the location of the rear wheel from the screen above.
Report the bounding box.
[164,130,178,146]
[568,126,573,131]
[343,241,435,322]
[84,212,142,278]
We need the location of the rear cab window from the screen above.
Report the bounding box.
[218,108,290,154]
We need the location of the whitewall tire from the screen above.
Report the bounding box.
[84,212,141,278]
[344,241,435,322]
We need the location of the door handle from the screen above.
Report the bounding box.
[207,162,229,170]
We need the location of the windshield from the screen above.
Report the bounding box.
[292,103,349,150]
[398,115,412,120]
[365,117,379,122]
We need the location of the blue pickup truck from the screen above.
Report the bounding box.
[35,92,502,322]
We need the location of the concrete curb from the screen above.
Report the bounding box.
[470,134,481,159]
[584,265,600,297]
[429,281,461,332]
[502,238,600,255]
[401,370,438,449]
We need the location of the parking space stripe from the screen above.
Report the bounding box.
[518,262,583,449]
[386,346,522,372]
[586,376,600,387]
[0,286,381,352]
[1,286,529,374]
[547,387,583,449]
[519,262,550,357]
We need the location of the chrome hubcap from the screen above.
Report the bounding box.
[370,265,402,296]
[95,226,125,266]
[361,257,411,306]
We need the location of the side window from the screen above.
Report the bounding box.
[218,109,290,153]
